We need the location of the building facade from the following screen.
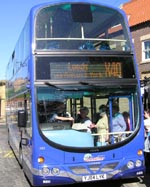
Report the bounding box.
[123,0,150,79]
[123,0,150,109]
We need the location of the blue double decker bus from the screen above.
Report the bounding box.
[6,0,145,186]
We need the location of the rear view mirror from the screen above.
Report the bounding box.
[18,110,27,127]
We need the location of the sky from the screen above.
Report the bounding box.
[0,0,130,80]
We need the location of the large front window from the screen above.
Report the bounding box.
[35,3,131,51]
[37,84,139,149]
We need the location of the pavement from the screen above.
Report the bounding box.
[0,124,30,187]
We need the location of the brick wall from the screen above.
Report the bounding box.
[130,21,150,79]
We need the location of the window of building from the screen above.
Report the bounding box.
[18,101,23,108]
[142,40,150,61]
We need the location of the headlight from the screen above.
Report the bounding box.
[51,167,60,175]
[135,160,142,167]
[127,161,134,169]
[42,167,50,176]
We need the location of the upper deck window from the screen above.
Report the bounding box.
[35,3,131,51]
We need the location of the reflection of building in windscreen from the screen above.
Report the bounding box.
[38,100,73,125]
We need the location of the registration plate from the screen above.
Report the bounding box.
[82,174,107,182]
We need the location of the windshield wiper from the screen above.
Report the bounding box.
[79,81,94,86]
[44,81,80,91]
[44,82,63,90]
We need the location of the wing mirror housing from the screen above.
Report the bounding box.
[18,110,27,128]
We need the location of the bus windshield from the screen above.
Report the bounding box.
[35,3,131,51]
[37,84,138,148]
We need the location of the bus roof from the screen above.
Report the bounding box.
[31,0,121,13]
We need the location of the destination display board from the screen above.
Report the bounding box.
[50,62,122,79]
[36,56,134,80]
